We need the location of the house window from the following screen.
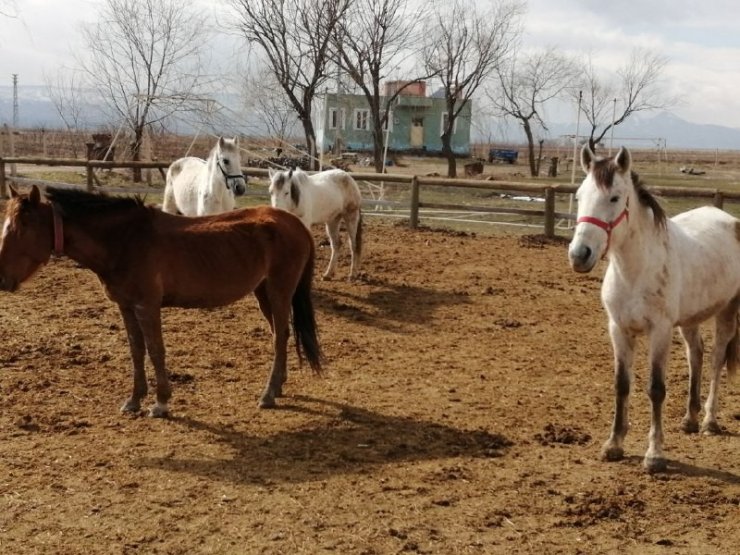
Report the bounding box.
[354,109,370,131]
[441,112,458,135]
[328,108,345,130]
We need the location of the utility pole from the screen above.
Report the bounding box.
[12,74,18,128]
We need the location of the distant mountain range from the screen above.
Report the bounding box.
[2,86,740,150]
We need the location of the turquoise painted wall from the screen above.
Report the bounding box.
[321,93,471,155]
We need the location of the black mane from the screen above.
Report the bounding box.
[44,187,147,219]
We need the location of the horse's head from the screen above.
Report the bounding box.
[268,167,302,212]
[216,136,247,196]
[568,145,633,273]
[0,185,54,292]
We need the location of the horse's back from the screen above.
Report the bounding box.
[309,169,362,218]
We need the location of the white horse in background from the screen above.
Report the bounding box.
[568,145,740,473]
[163,137,247,216]
[269,167,363,280]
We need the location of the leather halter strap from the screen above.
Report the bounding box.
[576,204,629,257]
[217,158,244,191]
[51,203,64,256]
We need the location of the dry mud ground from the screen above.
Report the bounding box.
[0,215,738,554]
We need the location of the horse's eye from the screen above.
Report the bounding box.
[223,159,230,165]
[610,195,619,203]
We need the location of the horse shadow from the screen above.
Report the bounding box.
[135,395,512,485]
[622,455,740,484]
[313,275,471,332]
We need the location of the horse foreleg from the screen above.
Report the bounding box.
[644,325,671,473]
[602,322,635,462]
[134,305,171,418]
[703,308,738,434]
[259,293,290,409]
[679,325,703,433]
[119,305,147,414]
[322,217,342,280]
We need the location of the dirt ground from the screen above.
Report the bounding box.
[0,213,738,554]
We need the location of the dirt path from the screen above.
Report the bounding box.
[0,216,737,554]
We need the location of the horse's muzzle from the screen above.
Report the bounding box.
[0,274,18,292]
[568,243,597,273]
[232,177,247,197]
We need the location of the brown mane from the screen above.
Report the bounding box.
[44,186,147,219]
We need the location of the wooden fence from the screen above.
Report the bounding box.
[1,157,738,238]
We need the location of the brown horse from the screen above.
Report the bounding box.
[0,185,322,416]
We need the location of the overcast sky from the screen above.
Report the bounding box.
[2,0,740,128]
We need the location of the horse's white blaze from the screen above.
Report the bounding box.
[1,217,10,241]
[163,137,246,216]
[569,145,740,472]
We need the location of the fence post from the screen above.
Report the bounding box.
[86,162,94,192]
[544,186,555,238]
[0,159,7,199]
[409,175,420,229]
[713,191,724,209]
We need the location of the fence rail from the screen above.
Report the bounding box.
[0,157,737,238]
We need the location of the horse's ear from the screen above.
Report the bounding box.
[268,167,275,179]
[614,146,631,173]
[218,136,225,149]
[232,136,238,146]
[580,144,594,173]
[29,185,41,205]
[8,184,19,198]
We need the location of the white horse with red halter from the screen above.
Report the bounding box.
[163,137,247,216]
[569,144,740,473]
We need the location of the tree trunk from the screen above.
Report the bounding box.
[131,126,144,183]
[441,132,456,178]
[300,115,319,171]
[523,121,537,177]
[372,124,385,173]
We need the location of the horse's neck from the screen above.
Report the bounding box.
[609,200,667,277]
[62,213,137,275]
[206,153,225,193]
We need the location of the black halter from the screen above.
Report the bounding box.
[217,157,244,191]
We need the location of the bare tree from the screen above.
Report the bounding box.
[43,69,90,157]
[0,0,17,17]
[332,0,431,173]
[490,49,578,177]
[421,0,523,177]
[576,48,671,151]
[245,66,300,146]
[229,0,350,170]
[80,0,210,181]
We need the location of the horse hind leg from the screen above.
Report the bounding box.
[255,282,290,408]
[344,210,362,280]
[134,305,171,417]
[322,217,342,280]
[702,306,739,434]
[679,325,703,434]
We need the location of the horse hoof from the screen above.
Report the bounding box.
[681,417,699,434]
[259,397,276,409]
[321,274,333,281]
[601,445,624,462]
[644,456,667,474]
[148,404,170,418]
[701,420,722,435]
[120,400,141,414]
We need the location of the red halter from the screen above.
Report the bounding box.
[576,203,629,257]
[51,203,64,256]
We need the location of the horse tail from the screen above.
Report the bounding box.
[162,164,180,214]
[291,244,323,374]
[355,210,363,259]
[726,314,740,379]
